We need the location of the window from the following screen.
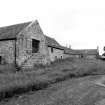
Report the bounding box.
[32,39,40,53]
[25,38,27,48]
[51,47,53,53]
[55,56,57,60]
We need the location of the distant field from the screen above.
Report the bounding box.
[0,58,105,101]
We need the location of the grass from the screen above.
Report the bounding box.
[0,64,17,73]
[0,58,105,101]
[2,75,105,105]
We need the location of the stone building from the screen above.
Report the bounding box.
[0,19,99,68]
[64,48,99,59]
[0,20,65,68]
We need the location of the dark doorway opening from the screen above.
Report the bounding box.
[32,39,40,53]
[0,56,2,64]
[80,54,83,58]
[51,47,53,53]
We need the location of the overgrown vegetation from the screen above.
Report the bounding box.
[0,64,17,73]
[0,58,105,101]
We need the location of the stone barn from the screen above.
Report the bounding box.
[46,36,64,62]
[79,49,99,59]
[0,19,99,68]
[0,20,64,68]
[64,48,81,59]
[63,48,99,59]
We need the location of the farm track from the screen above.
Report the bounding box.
[0,73,101,102]
[0,74,105,105]
[0,59,105,104]
[0,71,77,101]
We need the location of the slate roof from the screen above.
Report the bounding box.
[64,48,98,55]
[77,49,98,55]
[0,20,63,49]
[0,22,31,40]
[0,20,98,55]
[45,36,64,49]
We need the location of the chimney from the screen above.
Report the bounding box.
[69,45,71,49]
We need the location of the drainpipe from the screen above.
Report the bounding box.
[14,39,17,68]
[97,46,99,58]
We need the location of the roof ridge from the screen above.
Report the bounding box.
[0,21,32,29]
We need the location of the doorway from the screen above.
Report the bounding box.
[32,39,40,53]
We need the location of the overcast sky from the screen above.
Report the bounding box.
[0,0,105,54]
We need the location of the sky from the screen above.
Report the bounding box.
[0,0,105,54]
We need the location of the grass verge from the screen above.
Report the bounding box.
[0,58,105,101]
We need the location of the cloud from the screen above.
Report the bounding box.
[0,0,105,53]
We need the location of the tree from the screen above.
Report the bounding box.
[103,46,105,51]
[102,53,105,56]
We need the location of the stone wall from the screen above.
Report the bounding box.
[63,54,70,59]
[85,55,97,59]
[0,40,15,64]
[16,21,50,67]
[63,53,80,59]
[48,46,64,62]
